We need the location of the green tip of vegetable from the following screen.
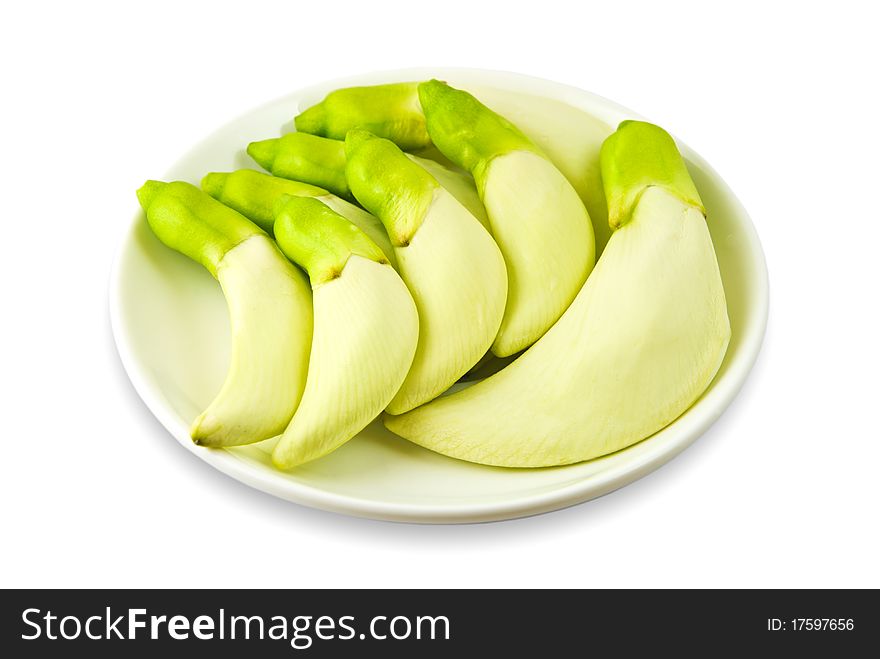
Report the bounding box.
[136,180,264,278]
[274,195,387,286]
[272,193,295,219]
[343,128,378,157]
[253,133,351,200]
[200,172,228,198]
[294,103,326,135]
[344,130,438,246]
[416,79,447,107]
[136,180,166,211]
[344,128,378,151]
[295,83,428,149]
[247,138,278,170]
[416,79,539,179]
[600,120,704,229]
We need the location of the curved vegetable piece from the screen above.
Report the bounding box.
[417,80,595,356]
[295,82,429,150]
[345,130,507,414]
[201,169,396,267]
[385,122,730,467]
[247,132,491,232]
[247,132,352,201]
[136,181,312,446]
[466,87,613,254]
[272,197,418,468]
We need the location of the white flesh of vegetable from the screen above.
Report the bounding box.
[385,187,730,466]
[191,235,313,445]
[273,256,418,468]
[386,189,507,414]
[482,150,595,356]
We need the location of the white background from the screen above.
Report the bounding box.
[1,0,878,588]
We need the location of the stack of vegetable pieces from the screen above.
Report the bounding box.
[137,79,730,470]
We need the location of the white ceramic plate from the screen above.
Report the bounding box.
[110,68,768,523]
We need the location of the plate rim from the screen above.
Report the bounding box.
[109,67,769,524]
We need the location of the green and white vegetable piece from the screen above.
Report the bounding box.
[200,168,396,267]
[417,80,595,356]
[245,134,490,232]
[345,129,508,415]
[385,122,730,467]
[271,196,418,469]
[136,181,313,447]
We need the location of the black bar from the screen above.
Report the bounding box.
[1,589,876,656]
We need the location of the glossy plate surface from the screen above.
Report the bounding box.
[110,69,768,523]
